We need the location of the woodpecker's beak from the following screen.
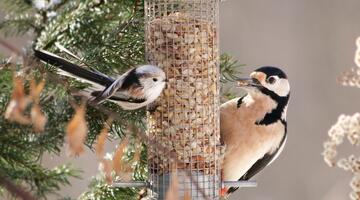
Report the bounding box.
[236,78,262,88]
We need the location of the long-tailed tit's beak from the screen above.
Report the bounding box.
[164,78,168,83]
[236,78,262,88]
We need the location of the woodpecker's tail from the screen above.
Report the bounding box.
[34,49,114,87]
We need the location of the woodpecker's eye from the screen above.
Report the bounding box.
[153,78,158,82]
[267,76,276,84]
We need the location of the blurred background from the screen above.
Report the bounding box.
[1,0,360,199]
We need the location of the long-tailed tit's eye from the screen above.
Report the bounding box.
[153,78,158,82]
[267,76,276,84]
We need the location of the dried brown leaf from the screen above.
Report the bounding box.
[95,127,108,158]
[31,103,47,133]
[113,138,132,180]
[5,76,30,124]
[29,79,45,102]
[100,158,113,185]
[183,191,191,200]
[95,118,114,158]
[165,169,179,200]
[113,137,129,174]
[11,76,27,108]
[66,104,88,156]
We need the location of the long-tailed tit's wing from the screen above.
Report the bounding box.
[91,90,146,104]
[90,67,145,104]
[91,77,125,104]
[34,49,114,87]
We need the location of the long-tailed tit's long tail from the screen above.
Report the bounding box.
[34,49,167,110]
[34,49,114,88]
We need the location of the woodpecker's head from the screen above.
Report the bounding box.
[238,66,290,98]
[238,66,290,123]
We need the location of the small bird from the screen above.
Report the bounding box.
[220,66,290,196]
[34,48,166,110]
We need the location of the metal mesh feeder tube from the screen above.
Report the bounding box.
[145,0,221,199]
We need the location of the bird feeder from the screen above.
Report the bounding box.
[112,0,258,199]
[145,0,221,199]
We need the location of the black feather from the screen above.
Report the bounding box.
[34,49,114,86]
[256,87,289,125]
[237,95,245,108]
[120,68,141,90]
[255,66,287,79]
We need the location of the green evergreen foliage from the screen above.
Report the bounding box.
[0,0,242,199]
[0,68,80,199]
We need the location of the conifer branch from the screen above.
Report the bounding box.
[0,176,36,200]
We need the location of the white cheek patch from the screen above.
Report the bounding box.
[264,78,290,97]
[144,81,166,101]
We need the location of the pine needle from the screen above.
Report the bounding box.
[66,103,88,156]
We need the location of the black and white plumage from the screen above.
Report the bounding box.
[34,49,166,110]
[220,66,290,196]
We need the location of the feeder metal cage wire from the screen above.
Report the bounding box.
[145,0,221,199]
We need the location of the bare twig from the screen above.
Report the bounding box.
[0,36,22,56]
[0,176,37,200]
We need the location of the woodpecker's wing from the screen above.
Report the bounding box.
[34,49,114,87]
[227,133,287,194]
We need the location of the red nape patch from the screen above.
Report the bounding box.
[220,188,228,197]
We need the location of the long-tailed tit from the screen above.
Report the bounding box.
[34,48,166,110]
[220,66,290,197]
